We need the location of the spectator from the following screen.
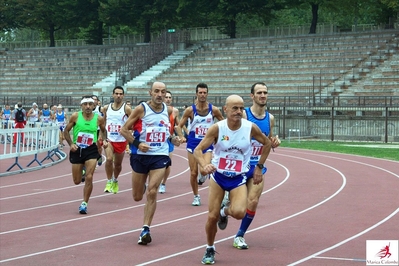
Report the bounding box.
[12,102,27,147]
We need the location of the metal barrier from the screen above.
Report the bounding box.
[0,122,66,176]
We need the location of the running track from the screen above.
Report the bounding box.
[0,145,398,265]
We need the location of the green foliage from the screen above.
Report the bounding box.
[380,0,399,9]
[0,0,23,30]
[0,0,397,45]
[270,6,312,26]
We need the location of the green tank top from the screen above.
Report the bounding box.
[73,111,98,148]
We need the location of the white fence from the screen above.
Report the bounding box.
[0,122,66,176]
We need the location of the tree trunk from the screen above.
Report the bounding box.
[309,3,319,34]
[96,21,103,45]
[144,19,151,43]
[229,19,236,39]
[49,24,55,47]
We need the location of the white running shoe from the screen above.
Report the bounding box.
[222,191,230,207]
[198,173,208,185]
[233,236,248,249]
[158,184,166,194]
[192,195,201,206]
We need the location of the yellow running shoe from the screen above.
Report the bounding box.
[112,180,119,194]
[104,181,113,193]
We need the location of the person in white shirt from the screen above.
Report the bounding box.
[194,95,273,265]
[102,86,132,194]
[120,81,181,246]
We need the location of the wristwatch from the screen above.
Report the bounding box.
[256,163,264,170]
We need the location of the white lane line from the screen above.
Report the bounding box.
[313,256,366,262]
[0,173,71,188]
[0,154,187,202]
[0,166,190,216]
[288,207,399,265]
[0,211,207,263]
[4,152,396,265]
[136,157,348,265]
[0,159,289,263]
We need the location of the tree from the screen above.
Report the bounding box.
[380,0,399,9]
[0,0,24,31]
[3,0,98,46]
[177,0,281,38]
[283,0,328,34]
[100,0,180,43]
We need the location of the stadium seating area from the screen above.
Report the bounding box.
[146,30,398,98]
[1,29,398,107]
[0,45,133,97]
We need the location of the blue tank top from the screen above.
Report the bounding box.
[42,109,51,123]
[56,111,65,122]
[2,109,11,120]
[245,107,270,165]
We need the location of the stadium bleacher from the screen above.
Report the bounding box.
[145,31,398,99]
[0,30,398,108]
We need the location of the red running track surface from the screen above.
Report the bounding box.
[0,144,398,265]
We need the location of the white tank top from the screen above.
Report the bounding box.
[137,102,170,156]
[29,108,39,122]
[212,119,252,177]
[106,103,128,142]
[187,103,214,141]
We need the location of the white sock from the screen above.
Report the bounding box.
[220,207,226,217]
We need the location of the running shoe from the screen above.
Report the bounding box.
[201,247,216,264]
[222,191,230,207]
[217,205,228,230]
[79,202,87,214]
[198,173,208,185]
[192,195,201,206]
[233,236,248,249]
[138,227,152,245]
[97,156,103,166]
[112,180,119,194]
[158,184,166,194]
[104,180,113,193]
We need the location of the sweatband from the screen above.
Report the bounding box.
[133,138,141,148]
[81,98,95,104]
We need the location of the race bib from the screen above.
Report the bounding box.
[145,126,167,143]
[251,143,263,156]
[76,132,94,148]
[107,123,121,136]
[195,126,209,138]
[218,151,243,173]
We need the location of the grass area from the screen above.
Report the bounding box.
[282,140,399,161]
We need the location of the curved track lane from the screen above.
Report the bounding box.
[0,146,398,265]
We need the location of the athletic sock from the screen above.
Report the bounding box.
[220,206,227,217]
[236,209,256,237]
[142,225,150,231]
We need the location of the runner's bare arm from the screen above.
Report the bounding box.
[120,104,143,144]
[213,106,224,121]
[64,112,78,150]
[194,124,218,174]
[175,107,192,142]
